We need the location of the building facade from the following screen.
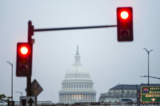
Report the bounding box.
[98,84,160,103]
[98,84,140,103]
[59,46,96,104]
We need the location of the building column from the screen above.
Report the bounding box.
[59,94,61,102]
[80,94,81,102]
[75,94,76,102]
[72,94,73,102]
[64,94,65,102]
[84,94,85,102]
[91,94,93,102]
[61,94,62,102]
[93,94,95,102]
[82,94,84,102]
[88,94,90,102]
[77,93,78,101]
[75,93,77,102]
[60,94,62,102]
[86,94,88,102]
[90,94,92,102]
[69,94,71,103]
[74,93,75,102]
[92,94,94,102]
[63,94,64,102]
[68,94,70,102]
[70,94,71,102]
[71,94,73,102]
[68,94,69,102]
[62,94,63,102]
[87,94,88,102]
[85,94,86,102]
[67,94,68,102]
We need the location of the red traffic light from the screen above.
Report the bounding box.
[18,44,30,56]
[120,11,129,19]
[16,43,31,77]
[117,7,133,41]
[20,46,28,55]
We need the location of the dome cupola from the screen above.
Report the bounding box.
[65,45,90,79]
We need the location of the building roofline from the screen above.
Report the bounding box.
[110,83,160,90]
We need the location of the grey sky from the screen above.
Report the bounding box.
[0,0,160,103]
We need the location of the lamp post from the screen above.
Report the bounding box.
[140,75,160,82]
[144,48,153,86]
[6,61,13,101]
[16,91,22,96]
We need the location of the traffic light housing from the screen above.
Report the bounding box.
[16,43,31,76]
[117,7,133,41]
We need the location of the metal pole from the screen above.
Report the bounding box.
[27,21,33,96]
[136,85,140,106]
[136,85,138,105]
[148,76,160,80]
[122,84,123,98]
[148,53,149,86]
[7,61,13,101]
[11,64,13,100]
[144,48,153,86]
[27,76,31,96]
[34,25,117,32]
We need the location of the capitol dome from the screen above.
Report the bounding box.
[59,46,96,104]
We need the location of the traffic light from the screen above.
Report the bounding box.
[16,43,31,76]
[117,7,133,41]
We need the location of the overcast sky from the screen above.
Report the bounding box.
[1,0,160,103]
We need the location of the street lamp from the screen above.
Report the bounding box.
[140,75,160,82]
[6,61,13,101]
[144,48,153,86]
[16,91,22,96]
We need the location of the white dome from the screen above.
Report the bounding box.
[65,46,90,79]
[59,46,96,104]
[65,63,90,79]
[66,66,89,74]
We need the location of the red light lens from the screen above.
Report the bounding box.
[20,47,28,55]
[120,11,129,19]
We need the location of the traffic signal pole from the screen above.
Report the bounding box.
[27,21,34,96]
[34,25,117,32]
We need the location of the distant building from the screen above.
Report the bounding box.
[59,46,96,104]
[98,84,160,103]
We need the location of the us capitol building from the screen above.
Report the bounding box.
[59,46,96,104]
